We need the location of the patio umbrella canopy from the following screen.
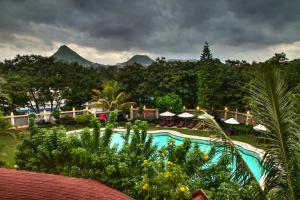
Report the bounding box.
[224,118,240,124]
[197,114,214,119]
[177,112,194,118]
[253,124,267,131]
[159,111,176,117]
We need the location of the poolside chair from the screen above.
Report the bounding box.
[167,120,175,127]
[160,119,167,126]
[187,121,195,129]
[177,121,184,128]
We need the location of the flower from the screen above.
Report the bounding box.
[167,161,173,165]
[164,171,170,177]
[143,160,149,164]
[202,154,209,161]
[180,186,189,192]
[180,186,187,192]
[142,183,150,190]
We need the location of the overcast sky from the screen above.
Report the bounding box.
[1,0,300,64]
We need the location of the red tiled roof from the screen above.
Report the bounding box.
[0,168,134,200]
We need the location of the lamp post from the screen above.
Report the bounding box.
[246,110,250,125]
[130,105,134,120]
[224,106,229,120]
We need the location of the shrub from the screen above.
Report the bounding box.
[219,121,253,135]
[0,112,10,131]
[36,119,51,125]
[51,110,61,120]
[74,114,94,125]
[58,116,76,125]
[155,94,183,114]
[117,112,128,122]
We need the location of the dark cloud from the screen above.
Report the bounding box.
[0,0,300,62]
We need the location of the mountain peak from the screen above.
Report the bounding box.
[58,44,71,50]
[119,55,154,67]
[52,45,94,66]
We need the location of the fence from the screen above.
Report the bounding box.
[129,108,253,125]
[3,108,93,129]
[4,107,253,129]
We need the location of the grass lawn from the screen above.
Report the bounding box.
[0,124,87,167]
[38,123,88,131]
[0,132,18,167]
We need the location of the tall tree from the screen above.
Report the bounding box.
[200,41,213,61]
[117,63,146,104]
[0,55,103,113]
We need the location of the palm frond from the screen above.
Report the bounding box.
[90,99,110,110]
[202,112,259,188]
[248,66,300,200]
[92,89,104,100]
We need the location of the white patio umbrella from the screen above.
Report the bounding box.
[178,112,195,126]
[159,111,176,117]
[177,112,194,118]
[224,118,239,135]
[197,114,214,119]
[224,118,240,125]
[253,124,267,131]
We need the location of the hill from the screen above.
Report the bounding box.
[118,55,154,67]
[52,45,96,67]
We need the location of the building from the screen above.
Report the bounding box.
[0,168,133,200]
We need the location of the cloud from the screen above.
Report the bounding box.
[0,0,300,64]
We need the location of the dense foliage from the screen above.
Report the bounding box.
[0,55,103,113]
[91,80,135,111]
[155,93,183,114]
[15,112,257,199]
[2,44,300,115]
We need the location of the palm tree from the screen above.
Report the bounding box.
[91,80,135,111]
[204,65,300,199]
[247,66,300,199]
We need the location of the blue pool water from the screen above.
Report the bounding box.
[110,132,263,182]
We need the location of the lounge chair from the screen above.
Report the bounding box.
[187,121,194,129]
[167,120,175,127]
[177,121,184,128]
[160,119,167,126]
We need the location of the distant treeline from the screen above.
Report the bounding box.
[0,44,299,114]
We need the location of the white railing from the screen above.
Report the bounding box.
[3,107,95,129]
[4,107,253,129]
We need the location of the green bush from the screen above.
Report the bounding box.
[58,116,76,125]
[0,112,10,130]
[74,114,94,125]
[155,93,183,114]
[51,110,61,120]
[15,114,258,199]
[219,121,253,135]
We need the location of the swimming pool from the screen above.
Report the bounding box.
[110,132,263,182]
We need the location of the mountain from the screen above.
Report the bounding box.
[52,45,97,67]
[118,55,154,67]
[52,45,154,67]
